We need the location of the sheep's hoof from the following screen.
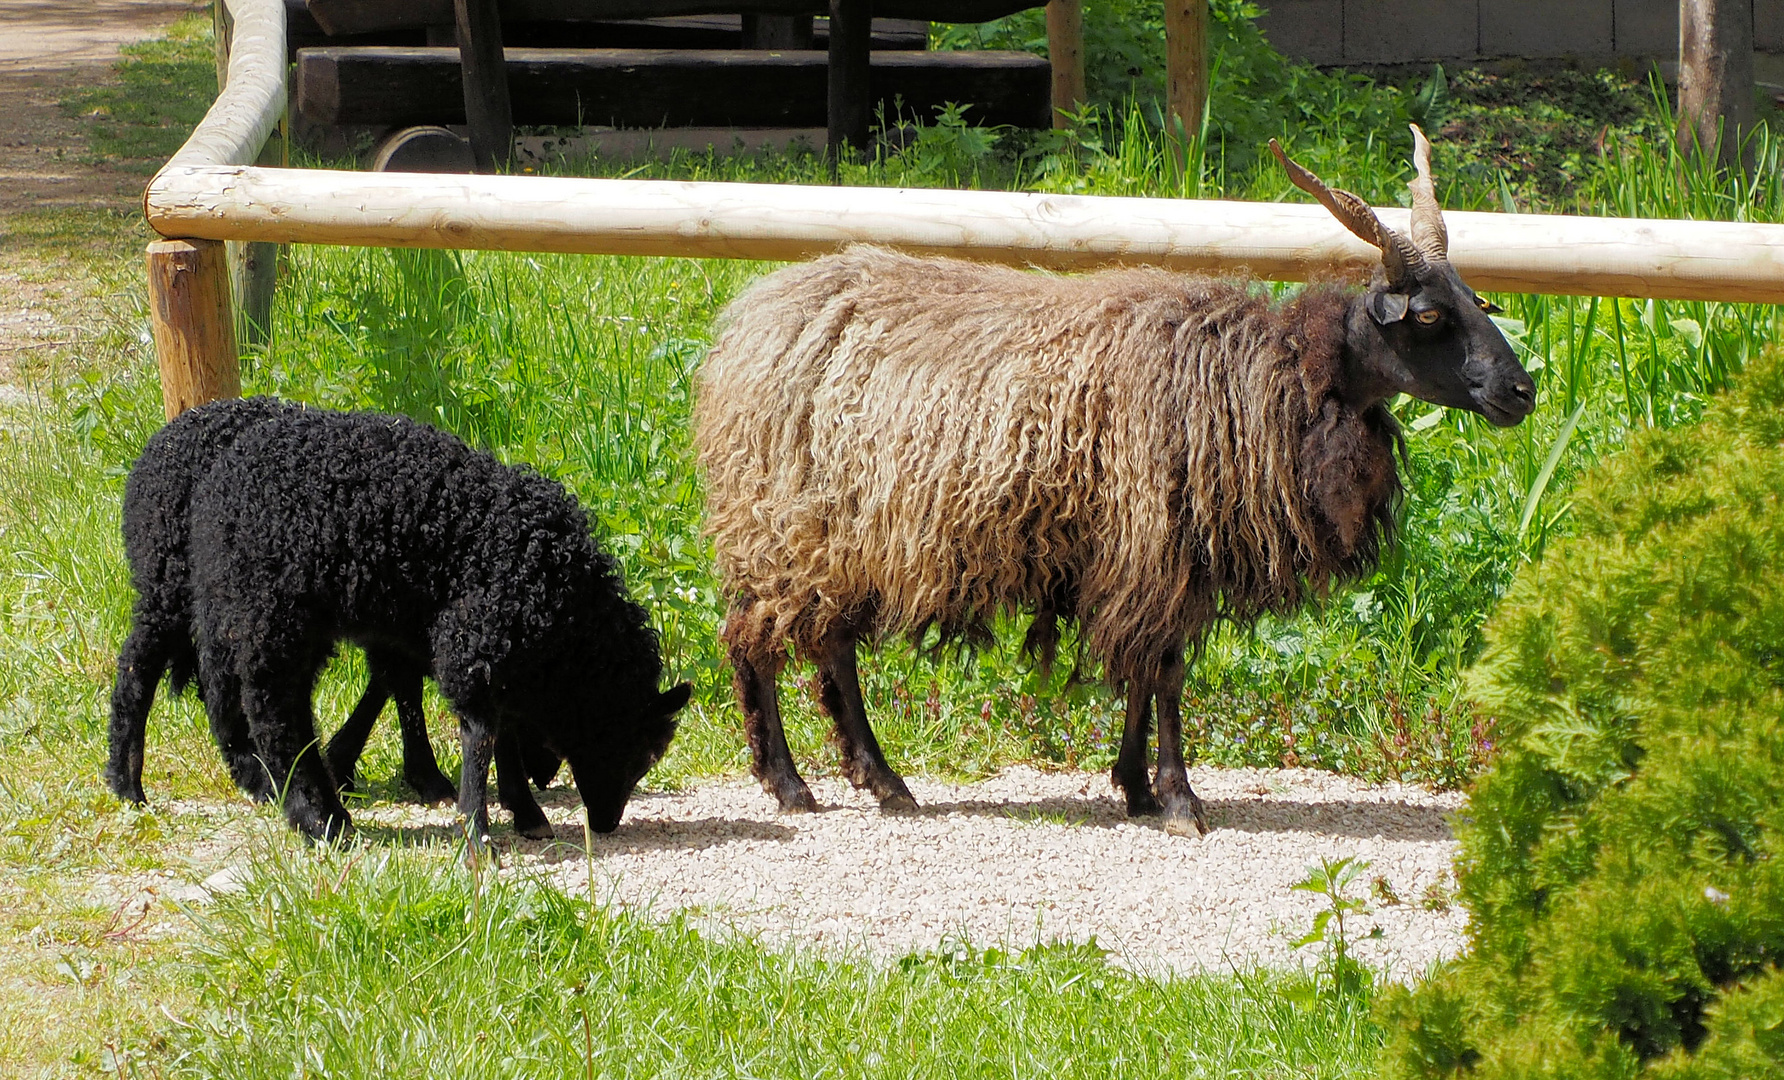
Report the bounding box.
[1123,790,1162,818]
[105,771,147,806]
[1162,809,1208,838]
[774,786,820,814]
[408,773,458,806]
[879,791,919,813]
[514,817,555,841]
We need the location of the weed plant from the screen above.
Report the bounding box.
[1375,345,1784,1079]
[164,834,1381,1079]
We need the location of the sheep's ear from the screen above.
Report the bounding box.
[1367,291,1410,325]
[658,682,692,715]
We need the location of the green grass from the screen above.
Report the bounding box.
[58,13,216,172]
[164,835,1381,1080]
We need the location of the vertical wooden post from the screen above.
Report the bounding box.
[828,0,873,161]
[1678,0,1755,168]
[1163,0,1209,153]
[454,0,513,173]
[146,239,242,420]
[1046,0,1086,127]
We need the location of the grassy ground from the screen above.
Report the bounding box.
[2,8,1780,1077]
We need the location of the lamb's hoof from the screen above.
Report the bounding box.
[300,814,355,846]
[1161,794,1211,837]
[408,773,458,806]
[105,771,147,806]
[514,817,555,841]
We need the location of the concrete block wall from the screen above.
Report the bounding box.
[1255,0,1783,65]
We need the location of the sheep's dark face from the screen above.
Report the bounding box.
[1350,262,1535,427]
[1273,126,1535,429]
[565,682,690,833]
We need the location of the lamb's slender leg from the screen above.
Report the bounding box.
[390,670,456,804]
[239,656,353,843]
[521,738,562,791]
[107,620,173,804]
[815,623,916,811]
[322,676,391,795]
[1150,651,1208,836]
[1112,675,1161,817]
[197,639,275,802]
[457,711,498,850]
[730,641,818,813]
[494,729,553,840]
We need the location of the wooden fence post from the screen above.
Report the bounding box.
[146,239,242,419]
[1163,0,1208,158]
[1046,0,1085,127]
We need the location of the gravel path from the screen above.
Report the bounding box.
[353,765,1469,980]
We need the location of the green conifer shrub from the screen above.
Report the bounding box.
[1376,346,1784,1078]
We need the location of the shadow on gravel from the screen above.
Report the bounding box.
[1207,799,1454,842]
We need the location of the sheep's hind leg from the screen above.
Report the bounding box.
[240,664,354,843]
[321,677,391,795]
[1112,677,1161,818]
[1151,652,1208,837]
[391,670,456,804]
[730,641,818,813]
[815,624,915,812]
[495,730,553,840]
[197,640,276,803]
[107,620,173,804]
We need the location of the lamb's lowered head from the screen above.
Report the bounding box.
[1272,125,1535,428]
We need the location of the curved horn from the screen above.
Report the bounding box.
[1270,139,1423,289]
[1407,123,1449,261]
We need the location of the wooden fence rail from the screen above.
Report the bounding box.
[147,0,1784,420]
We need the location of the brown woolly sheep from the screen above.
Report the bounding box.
[695,127,1535,836]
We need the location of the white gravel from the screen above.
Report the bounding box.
[354,765,1469,981]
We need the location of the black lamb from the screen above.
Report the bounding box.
[167,401,685,842]
[108,397,475,807]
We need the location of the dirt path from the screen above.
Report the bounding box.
[0,0,206,215]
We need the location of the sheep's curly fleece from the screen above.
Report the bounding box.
[696,247,1401,684]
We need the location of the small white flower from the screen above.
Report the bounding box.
[1704,885,1730,906]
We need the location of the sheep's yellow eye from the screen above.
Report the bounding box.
[1415,309,1443,325]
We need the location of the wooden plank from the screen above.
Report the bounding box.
[828,0,872,157]
[172,0,285,169]
[306,0,1040,37]
[1678,0,1755,167]
[146,164,1784,304]
[454,0,513,171]
[146,239,241,419]
[295,47,1051,129]
[743,14,813,48]
[1045,0,1084,126]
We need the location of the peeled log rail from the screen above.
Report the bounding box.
[305,0,1042,36]
[146,165,1784,304]
[295,46,1052,129]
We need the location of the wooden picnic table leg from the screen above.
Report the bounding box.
[146,239,242,420]
[827,0,872,161]
[454,0,513,172]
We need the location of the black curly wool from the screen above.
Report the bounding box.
[117,398,685,843]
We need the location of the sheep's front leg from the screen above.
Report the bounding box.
[1151,652,1209,837]
[197,639,276,803]
[815,624,916,812]
[457,712,498,850]
[730,640,818,814]
[1112,677,1161,817]
[494,728,553,840]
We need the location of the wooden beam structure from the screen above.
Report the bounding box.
[1163,0,1208,146]
[453,0,513,171]
[295,46,1051,129]
[305,0,1040,36]
[146,163,1784,304]
[828,0,872,157]
[1678,0,1756,167]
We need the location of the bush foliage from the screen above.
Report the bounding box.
[1376,349,1784,1077]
